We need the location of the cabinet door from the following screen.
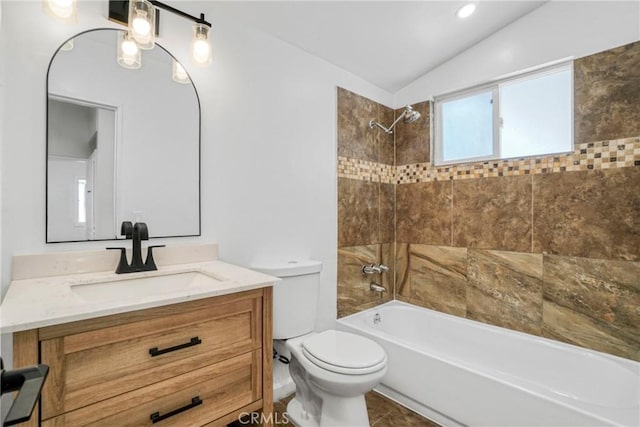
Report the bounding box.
[41,297,262,419]
[42,350,262,427]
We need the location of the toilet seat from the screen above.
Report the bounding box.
[301,330,387,375]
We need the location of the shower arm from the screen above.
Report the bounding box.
[369,110,408,134]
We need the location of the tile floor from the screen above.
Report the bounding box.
[229,391,440,426]
[364,392,440,426]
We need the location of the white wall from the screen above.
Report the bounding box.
[394,1,640,107]
[0,0,3,418]
[95,108,115,239]
[202,3,391,333]
[48,100,96,158]
[0,1,392,370]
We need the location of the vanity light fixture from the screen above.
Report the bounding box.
[129,0,156,50]
[44,0,77,23]
[190,23,212,66]
[109,1,213,66]
[172,60,190,84]
[117,32,142,69]
[456,2,477,19]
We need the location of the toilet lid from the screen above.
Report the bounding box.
[302,330,386,375]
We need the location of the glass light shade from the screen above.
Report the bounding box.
[117,32,142,70]
[44,0,77,23]
[456,2,477,19]
[172,60,190,84]
[190,23,212,66]
[60,38,74,51]
[128,0,156,50]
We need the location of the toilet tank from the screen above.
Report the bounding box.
[252,260,322,340]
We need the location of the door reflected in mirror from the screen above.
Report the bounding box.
[46,29,201,242]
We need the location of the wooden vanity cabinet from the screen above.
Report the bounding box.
[12,287,273,427]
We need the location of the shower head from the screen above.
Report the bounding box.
[368,105,421,134]
[402,105,421,124]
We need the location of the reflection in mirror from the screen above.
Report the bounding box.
[48,98,116,241]
[47,29,200,242]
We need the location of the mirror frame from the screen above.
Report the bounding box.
[45,28,202,243]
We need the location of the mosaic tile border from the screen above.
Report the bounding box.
[337,137,640,184]
[337,157,395,184]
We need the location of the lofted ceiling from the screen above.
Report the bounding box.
[211,1,546,92]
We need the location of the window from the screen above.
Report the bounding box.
[76,178,87,225]
[434,63,572,165]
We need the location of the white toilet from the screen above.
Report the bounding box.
[253,260,387,427]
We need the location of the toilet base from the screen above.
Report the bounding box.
[273,357,295,401]
[286,395,370,427]
[287,398,317,427]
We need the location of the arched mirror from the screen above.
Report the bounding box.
[46,29,200,242]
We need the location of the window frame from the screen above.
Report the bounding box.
[433,60,574,166]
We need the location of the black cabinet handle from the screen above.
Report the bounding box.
[149,337,202,357]
[150,396,202,423]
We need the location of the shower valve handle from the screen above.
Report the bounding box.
[362,263,389,274]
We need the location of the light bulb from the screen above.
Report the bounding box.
[117,32,142,70]
[193,39,210,64]
[172,60,190,84]
[190,23,212,66]
[456,3,477,19]
[132,13,151,36]
[51,0,73,9]
[121,39,138,56]
[44,0,77,22]
[128,0,155,49]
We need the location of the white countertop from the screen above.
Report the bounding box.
[1,260,278,334]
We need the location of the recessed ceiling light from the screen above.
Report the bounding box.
[456,2,477,19]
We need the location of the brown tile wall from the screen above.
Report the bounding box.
[337,42,640,360]
[396,245,640,361]
[392,41,640,361]
[338,245,394,318]
[452,175,532,252]
[338,87,395,165]
[396,244,467,317]
[395,101,431,165]
[337,88,395,317]
[396,181,451,245]
[574,40,640,145]
[532,167,640,261]
[396,137,639,183]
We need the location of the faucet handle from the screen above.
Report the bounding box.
[120,221,133,239]
[144,245,165,270]
[362,264,380,274]
[106,247,130,274]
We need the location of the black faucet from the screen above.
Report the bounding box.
[107,221,165,274]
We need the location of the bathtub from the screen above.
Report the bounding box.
[337,300,640,427]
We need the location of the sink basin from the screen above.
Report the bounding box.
[70,271,225,303]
